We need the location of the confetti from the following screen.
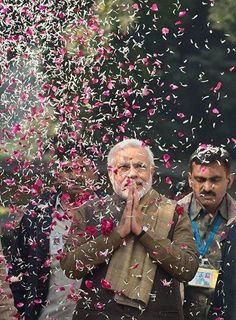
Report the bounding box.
[0,1,235,318]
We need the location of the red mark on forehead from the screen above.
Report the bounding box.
[200,165,206,172]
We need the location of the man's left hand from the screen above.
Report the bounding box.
[131,187,143,236]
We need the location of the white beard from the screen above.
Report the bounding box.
[110,175,153,199]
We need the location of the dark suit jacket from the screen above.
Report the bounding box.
[208,220,236,320]
[9,191,58,320]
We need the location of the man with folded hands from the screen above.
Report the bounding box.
[61,138,199,320]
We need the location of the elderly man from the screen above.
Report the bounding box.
[61,138,199,320]
[178,145,235,320]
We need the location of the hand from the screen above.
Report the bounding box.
[117,187,132,238]
[131,187,143,236]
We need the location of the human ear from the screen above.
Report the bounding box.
[151,166,155,175]
[107,168,113,183]
[188,172,193,188]
[227,173,234,190]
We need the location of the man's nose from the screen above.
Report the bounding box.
[127,166,138,178]
[203,180,213,192]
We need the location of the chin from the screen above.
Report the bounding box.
[115,187,149,200]
[199,197,215,204]
[199,199,219,211]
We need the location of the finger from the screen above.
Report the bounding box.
[127,186,134,205]
[124,187,133,215]
[132,187,139,211]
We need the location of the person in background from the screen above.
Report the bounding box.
[171,179,191,201]
[0,225,18,319]
[9,145,100,320]
[208,217,236,320]
[60,138,199,320]
[178,144,235,320]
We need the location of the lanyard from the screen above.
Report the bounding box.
[191,215,222,257]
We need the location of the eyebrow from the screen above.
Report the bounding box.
[193,175,222,179]
[117,162,129,166]
[117,160,147,165]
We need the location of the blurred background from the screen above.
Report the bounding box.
[0,0,235,224]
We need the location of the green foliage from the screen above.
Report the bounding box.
[209,0,236,42]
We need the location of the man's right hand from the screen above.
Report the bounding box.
[117,187,132,238]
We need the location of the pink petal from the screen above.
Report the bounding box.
[213,81,222,92]
[163,153,170,162]
[165,177,172,185]
[148,109,155,116]
[162,27,170,35]
[132,3,139,10]
[178,11,187,17]
[177,112,185,119]
[101,278,112,289]
[150,3,159,11]
[170,84,179,90]
[212,108,220,114]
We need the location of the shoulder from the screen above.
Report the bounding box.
[79,194,111,211]
[74,195,111,221]
[26,191,58,209]
[177,192,193,207]
[226,193,236,218]
[227,217,236,230]
[147,189,176,206]
[152,192,178,220]
[21,191,58,224]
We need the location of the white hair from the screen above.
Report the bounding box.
[107,138,155,167]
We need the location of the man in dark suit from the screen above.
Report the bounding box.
[208,218,236,320]
[9,146,99,320]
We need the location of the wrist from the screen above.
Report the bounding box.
[116,226,127,239]
[136,225,148,239]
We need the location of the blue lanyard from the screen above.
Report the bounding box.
[191,215,222,257]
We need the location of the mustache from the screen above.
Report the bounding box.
[123,179,143,188]
[199,191,216,197]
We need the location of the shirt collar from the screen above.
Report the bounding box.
[190,194,228,220]
[55,193,63,211]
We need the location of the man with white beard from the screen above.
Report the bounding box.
[61,138,199,320]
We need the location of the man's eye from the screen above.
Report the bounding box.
[135,164,146,170]
[195,178,205,183]
[118,165,129,171]
[210,178,221,183]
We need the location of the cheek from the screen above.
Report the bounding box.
[139,172,151,181]
[116,174,126,182]
[110,174,122,185]
[192,183,201,192]
[217,185,228,195]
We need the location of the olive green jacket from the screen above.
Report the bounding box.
[61,189,199,283]
[61,189,198,320]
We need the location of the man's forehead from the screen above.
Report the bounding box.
[113,148,149,162]
[191,162,227,176]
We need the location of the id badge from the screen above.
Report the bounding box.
[188,267,219,288]
[50,230,63,255]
